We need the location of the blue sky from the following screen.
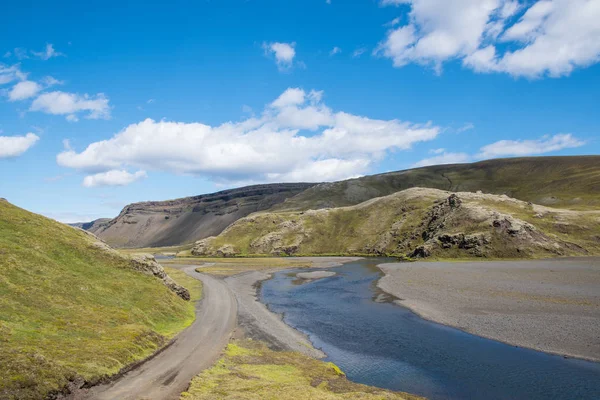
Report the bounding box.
[1,0,599,222]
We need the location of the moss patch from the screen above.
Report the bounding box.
[181,340,424,400]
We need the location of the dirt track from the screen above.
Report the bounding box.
[85,266,237,400]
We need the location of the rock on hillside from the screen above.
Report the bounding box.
[192,188,600,259]
[93,183,315,248]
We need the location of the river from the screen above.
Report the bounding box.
[260,258,600,400]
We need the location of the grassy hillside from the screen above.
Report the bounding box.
[192,188,600,259]
[276,156,600,211]
[0,200,199,400]
[181,339,423,400]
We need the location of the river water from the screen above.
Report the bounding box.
[260,258,600,400]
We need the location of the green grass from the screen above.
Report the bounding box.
[0,200,198,400]
[181,339,424,400]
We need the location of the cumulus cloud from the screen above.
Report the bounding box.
[478,133,585,158]
[377,0,600,78]
[7,75,62,101]
[83,169,147,187]
[413,151,470,167]
[57,87,441,185]
[30,91,110,120]
[263,42,297,70]
[8,80,42,101]
[0,133,39,158]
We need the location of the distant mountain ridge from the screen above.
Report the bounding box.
[275,156,600,211]
[82,156,600,249]
[70,218,111,232]
[90,183,315,248]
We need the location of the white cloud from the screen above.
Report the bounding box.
[413,151,470,167]
[330,46,342,56]
[478,133,585,158]
[377,0,600,78]
[0,64,27,85]
[31,44,64,60]
[82,170,147,187]
[352,47,367,58]
[384,17,402,27]
[8,80,42,101]
[429,147,446,154]
[456,122,475,132]
[42,76,63,86]
[0,133,39,158]
[263,42,296,70]
[270,87,306,108]
[7,75,62,101]
[30,91,110,120]
[57,87,441,184]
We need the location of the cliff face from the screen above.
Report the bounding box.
[93,183,315,248]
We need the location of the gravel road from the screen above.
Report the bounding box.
[84,266,237,400]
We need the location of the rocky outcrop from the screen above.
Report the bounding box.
[130,254,190,300]
[83,230,191,300]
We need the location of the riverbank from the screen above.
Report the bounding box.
[377,257,600,361]
[222,257,360,358]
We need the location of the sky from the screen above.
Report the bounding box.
[1,0,599,223]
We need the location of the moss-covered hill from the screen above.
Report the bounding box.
[192,188,600,260]
[0,200,197,400]
[275,156,600,211]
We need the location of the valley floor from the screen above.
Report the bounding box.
[377,257,600,361]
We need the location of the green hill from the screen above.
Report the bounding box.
[192,188,600,259]
[0,200,198,399]
[276,156,600,211]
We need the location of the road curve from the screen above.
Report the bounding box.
[85,266,237,400]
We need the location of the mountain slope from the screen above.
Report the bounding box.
[192,188,600,259]
[275,156,600,211]
[70,218,111,232]
[94,183,314,248]
[0,199,196,399]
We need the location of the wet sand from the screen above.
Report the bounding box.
[377,257,600,361]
